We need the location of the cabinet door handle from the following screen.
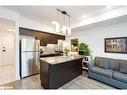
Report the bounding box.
[3,47,6,52]
[3,50,5,52]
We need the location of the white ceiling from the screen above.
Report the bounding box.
[72,15,127,32]
[3,6,123,28]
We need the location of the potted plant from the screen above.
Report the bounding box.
[79,42,91,56]
[64,46,70,56]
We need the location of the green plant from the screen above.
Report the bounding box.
[79,43,91,56]
[64,46,70,53]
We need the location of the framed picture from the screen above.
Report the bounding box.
[105,37,127,53]
[71,38,79,51]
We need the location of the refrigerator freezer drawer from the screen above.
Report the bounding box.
[21,52,39,78]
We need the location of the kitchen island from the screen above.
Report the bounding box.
[40,55,84,89]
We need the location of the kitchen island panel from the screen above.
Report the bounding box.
[40,60,49,88]
[40,57,83,89]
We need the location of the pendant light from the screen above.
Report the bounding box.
[67,15,71,35]
[52,9,60,32]
[52,9,71,35]
[62,13,66,33]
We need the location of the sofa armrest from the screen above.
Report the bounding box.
[85,60,95,76]
[86,60,95,69]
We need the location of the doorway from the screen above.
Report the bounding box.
[0,18,16,85]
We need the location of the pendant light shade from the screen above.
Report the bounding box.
[52,9,71,35]
[68,27,71,35]
[62,25,66,33]
[52,21,60,32]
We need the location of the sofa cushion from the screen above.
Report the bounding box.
[91,66,113,78]
[95,57,110,69]
[119,60,127,74]
[109,59,119,71]
[113,71,127,83]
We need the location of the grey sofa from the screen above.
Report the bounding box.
[87,57,127,89]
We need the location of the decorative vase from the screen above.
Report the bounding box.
[65,52,69,56]
[78,50,84,55]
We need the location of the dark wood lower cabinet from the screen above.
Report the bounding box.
[40,59,83,89]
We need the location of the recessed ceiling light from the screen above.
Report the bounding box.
[52,21,57,24]
[107,5,112,9]
[82,15,87,18]
[7,29,15,32]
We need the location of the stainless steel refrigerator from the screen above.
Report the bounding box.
[20,36,40,78]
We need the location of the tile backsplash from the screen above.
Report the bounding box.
[40,44,55,54]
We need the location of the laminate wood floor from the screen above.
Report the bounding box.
[0,71,116,89]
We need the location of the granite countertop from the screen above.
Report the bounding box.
[40,54,85,65]
[41,52,56,55]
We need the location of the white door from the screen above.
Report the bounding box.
[0,34,2,82]
[0,18,15,85]
[0,33,2,82]
[0,33,2,65]
[1,31,15,65]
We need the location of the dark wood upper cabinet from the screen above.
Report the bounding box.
[19,27,65,46]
